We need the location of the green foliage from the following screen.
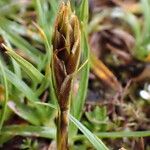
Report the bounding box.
[1,0,150,149]
[84,106,108,132]
[0,59,8,131]
[70,115,109,150]
[20,138,38,150]
[3,45,44,83]
[0,0,108,146]
[4,68,38,102]
[111,0,150,60]
[69,0,90,140]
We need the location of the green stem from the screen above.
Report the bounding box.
[57,109,69,150]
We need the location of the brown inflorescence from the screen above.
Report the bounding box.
[52,2,81,111]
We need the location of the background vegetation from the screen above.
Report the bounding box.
[0,0,150,149]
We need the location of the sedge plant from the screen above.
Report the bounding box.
[52,2,81,149]
[0,0,109,149]
[0,0,150,149]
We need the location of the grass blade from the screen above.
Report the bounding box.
[0,28,41,64]
[141,0,150,34]
[35,0,46,29]
[69,115,109,150]
[0,125,56,140]
[4,68,38,101]
[78,0,89,25]
[75,131,150,139]
[69,0,90,139]
[32,102,109,150]
[3,45,44,83]
[96,131,150,138]
[0,60,8,131]
[8,101,42,125]
[71,31,90,119]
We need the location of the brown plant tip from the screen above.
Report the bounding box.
[52,1,81,110]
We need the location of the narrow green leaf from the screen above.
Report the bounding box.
[0,135,13,145]
[8,101,42,125]
[141,0,150,34]
[31,102,108,150]
[35,0,46,28]
[78,0,89,25]
[8,100,55,126]
[48,0,58,16]
[69,115,109,150]
[3,45,44,83]
[0,26,42,63]
[111,9,141,44]
[4,68,38,101]
[0,59,8,131]
[34,101,57,110]
[96,131,150,138]
[0,17,27,35]
[124,13,141,44]
[2,34,22,79]
[0,1,20,16]
[69,0,90,140]
[70,25,90,138]
[75,131,150,140]
[71,30,90,119]
[0,125,56,139]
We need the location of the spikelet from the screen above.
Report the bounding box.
[52,1,81,111]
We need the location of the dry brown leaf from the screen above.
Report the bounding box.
[133,64,150,82]
[90,54,122,92]
[106,44,132,63]
[0,85,4,101]
[112,0,141,14]
[145,54,150,62]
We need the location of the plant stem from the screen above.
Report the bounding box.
[57,109,69,150]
